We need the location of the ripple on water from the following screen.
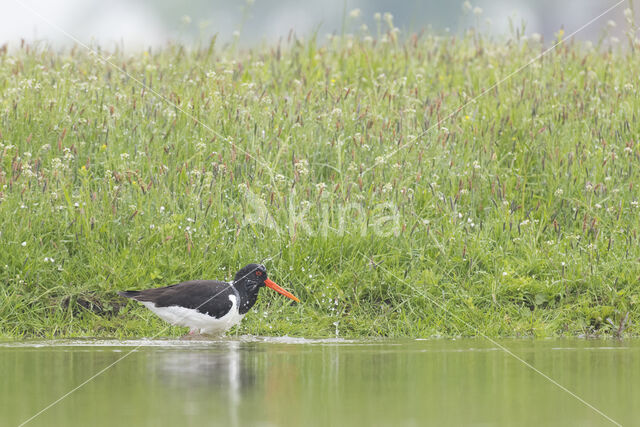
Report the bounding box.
[0,335,356,348]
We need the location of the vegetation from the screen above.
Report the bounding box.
[1,15,639,338]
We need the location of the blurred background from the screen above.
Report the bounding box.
[0,0,634,49]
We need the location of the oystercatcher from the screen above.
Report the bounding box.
[118,263,299,335]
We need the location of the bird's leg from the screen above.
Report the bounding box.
[180,329,198,340]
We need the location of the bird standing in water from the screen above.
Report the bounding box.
[118,264,299,336]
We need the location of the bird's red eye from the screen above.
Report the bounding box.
[256,271,263,277]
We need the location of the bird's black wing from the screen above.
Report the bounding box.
[119,280,235,319]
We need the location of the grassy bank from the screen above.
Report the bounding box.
[1,22,639,338]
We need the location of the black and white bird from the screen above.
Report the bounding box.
[118,264,299,335]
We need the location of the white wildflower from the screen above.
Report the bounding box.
[294,159,309,176]
[624,8,633,20]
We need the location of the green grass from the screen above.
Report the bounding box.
[1,22,639,339]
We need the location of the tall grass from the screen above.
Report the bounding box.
[0,17,639,338]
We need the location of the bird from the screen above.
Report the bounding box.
[118,263,299,336]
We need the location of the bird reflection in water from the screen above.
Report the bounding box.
[153,341,257,426]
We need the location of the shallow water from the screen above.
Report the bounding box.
[1,337,637,426]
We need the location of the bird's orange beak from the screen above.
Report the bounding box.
[264,278,300,302]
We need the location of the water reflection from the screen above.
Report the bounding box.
[153,341,259,426]
[156,342,254,390]
[1,339,638,427]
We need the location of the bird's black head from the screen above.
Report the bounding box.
[234,263,268,290]
[233,263,299,304]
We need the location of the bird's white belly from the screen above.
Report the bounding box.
[142,295,245,335]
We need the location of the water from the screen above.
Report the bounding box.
[1,338,637,427]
